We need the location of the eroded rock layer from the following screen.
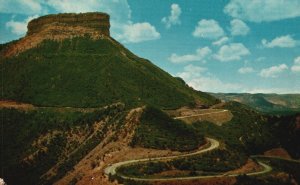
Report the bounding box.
[1,12,110,58]
[27,13,110,36]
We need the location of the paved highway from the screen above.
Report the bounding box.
[174,110,229,119]
[104,138,273,182]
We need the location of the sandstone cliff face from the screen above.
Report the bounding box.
[1,12,110,58]
[27,13,110,36]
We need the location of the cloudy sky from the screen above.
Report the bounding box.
[1,0,299,93]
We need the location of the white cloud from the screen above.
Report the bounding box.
[44,0,133,41]
[169,47,212,63]
[44,0,161,43]
[177,64,242,93]
[46,0,101,13]
[291,56,300,72]
[177,64,207,79]
[224,0,300,22]
[214,43,250,62]
[193,19,225,40]
[45,0,131,22]
[1,0,131,24]
[230,19,249,36]
[162,4,181,28]
[3,0,160,43]
[238,67,254,74]
[262,35,298,48]
[47,0,160,43]
[212,37,229,46]
[119,22,160,43]
[5,15,38,35]
[177,64,298,94]
[0,0,44,14]
[259,64,288,78]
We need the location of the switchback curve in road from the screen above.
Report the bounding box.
[104,138,219,176]
[104,138,272,182]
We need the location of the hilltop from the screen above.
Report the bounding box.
[1,12,218,109]
[0,12,216,185]
[1,13,299,185]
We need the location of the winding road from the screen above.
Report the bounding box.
[174,110,229,119]
[104,137,273,182]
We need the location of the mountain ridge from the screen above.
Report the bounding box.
[1,12,219,109]
[211,93,300,114]
[2,12,299,185]
[1,12,110,58]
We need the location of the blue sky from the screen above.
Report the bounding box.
[1,0,299,93]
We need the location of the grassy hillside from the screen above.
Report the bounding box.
[131,106,205,151]
[1,37,219,109]
[212,93,300,115]
[193,102,277,154]
[113,102,299,185]
[0,104,126,185]
[1,105,208,185]
[117,149,247,178]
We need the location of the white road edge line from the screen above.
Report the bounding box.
[104,138,272,182]
[174,110,228,119]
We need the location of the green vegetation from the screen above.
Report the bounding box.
[117,149,247,178]
[0,104,125,185]
[110,101,298,185]
[0,35,222,184]
[131,106,205,151]
[115,102,284,182]
[254,156,300,183]
[170,149,246,172]
[0,39,18,52]
[193,102,277,155]
[2,28,299,185]
[212,93,300,115]
[2,37,219,109]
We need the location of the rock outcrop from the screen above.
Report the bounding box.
[1,12,110,58]
[27,13,110,36]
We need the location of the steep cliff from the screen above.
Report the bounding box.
[27,13,110,36]
[1,12,110,57]
[1,12,219,108]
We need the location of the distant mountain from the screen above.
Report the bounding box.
[0,13,218,109]
[211,93,300,114]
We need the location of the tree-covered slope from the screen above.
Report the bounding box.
[0,104,126,185]
[193,101,277,155]
[131,106,205,151]
[1,37,219,109]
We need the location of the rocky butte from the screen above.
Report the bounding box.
[2,12,110,57]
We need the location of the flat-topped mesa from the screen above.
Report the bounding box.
[27,12,110,37]
[1,12,110,58]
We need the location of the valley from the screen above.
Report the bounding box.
[212,93,300,115]
[1,12,299,185]
[1,100,299,185]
